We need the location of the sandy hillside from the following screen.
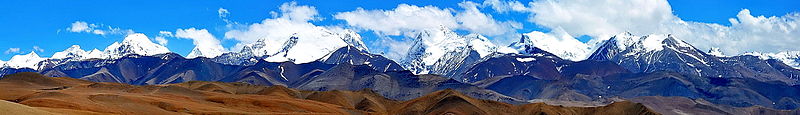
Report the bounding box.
[0,72,659,115]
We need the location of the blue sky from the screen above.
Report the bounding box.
[1,0,799,60]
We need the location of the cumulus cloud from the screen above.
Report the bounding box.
[68,21,94,32]
[4,48,20,54]
[175,28,226,58]
[527,0,675,39]
[66,21,134,35]
[457,1,522,36]
[335,2,520,37]
[487,0,800,55]
[276,2,320,21]
[334,4,459,36]
[334,2,523,60]
[224,2,334,52]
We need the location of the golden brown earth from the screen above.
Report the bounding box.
[0,72,659,115]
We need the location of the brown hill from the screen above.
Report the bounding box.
[630,96,800,115]
[1,72,659,115]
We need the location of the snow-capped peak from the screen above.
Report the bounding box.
[4,51,46,69]
[401,25,499,75]
[608,32,638,51]
[508,29,591,61]
[464,34,498,57]
[51,45,87,59]
[186,46,225,59]
[339,29,369,52]
[85,49,104,59]
[239,38,270,57]
[103,33,171,59]
[407,25,468,65]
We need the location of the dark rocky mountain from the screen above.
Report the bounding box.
[7,46,521,105]
[319,46,404,72]
[455,52,568,83]
[473,67,800,109]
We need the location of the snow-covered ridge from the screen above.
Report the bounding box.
[51,45,105,60]
[1,33,172,70]
[2,51,46,69]
[216,27,369,65]
[707,47,725,57]
[508,29,591,61]
[745,51,800,69]
[589,32,701,60]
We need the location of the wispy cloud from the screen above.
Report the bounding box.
[4,48,20,54]
[65,21,134,36]
[32,46,44,52]
[218,8,232,24]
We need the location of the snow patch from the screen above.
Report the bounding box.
[516,57,536,62]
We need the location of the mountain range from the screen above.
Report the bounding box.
[1,27,800,114]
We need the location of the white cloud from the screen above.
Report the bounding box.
[154,31,173,45]
[175,28,226,58]
[719,9,800,53]
[334,2,524,59]
[4,48,20,54]
[457,1,522,36]
[159,31,174,37]
[32,46,44,52]
[527,0,675,39]
[372,37,415,60]
[218,8,230,18]
[218,8,233,25]
[69,21,94,32]
[66,21,134,35]
[333,2,521,36]
[154,37,168,46]
[334,4,458,36]
[482,0,529,13]
[224,2,334,50]
[277,2,320,22]
[488,0,800,55]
